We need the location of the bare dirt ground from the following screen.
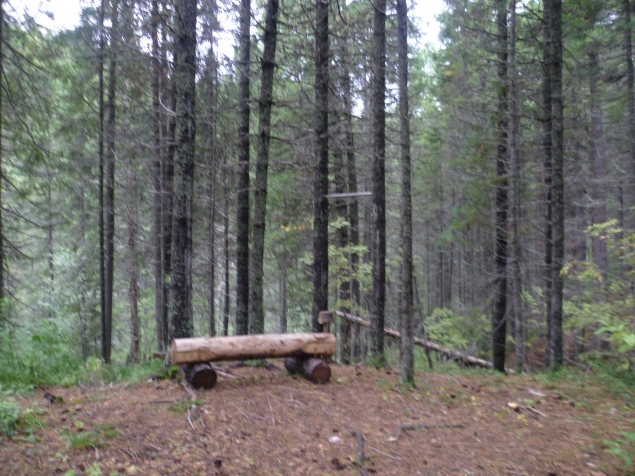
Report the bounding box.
[1,363,631,475]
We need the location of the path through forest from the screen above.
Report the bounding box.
[1,365,630,475]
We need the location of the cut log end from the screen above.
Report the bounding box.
[184,363,217,389]
[284,357,331,384]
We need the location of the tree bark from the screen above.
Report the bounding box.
[312,0,329,333]
[126,159,139,364]
[235,0,251,336]
[509,0,524,371]
[250,0,279,335]
[284,357,331,384]
[97,0,105,358]
[222,151,231,336]
[161,10,176,350]
[396,0,413,385]
[171,333,336,364]
[151,0,165,352]
[169,0,197,342]
[334,136,350,364]
[542,0,554,368]
[492,0,509,373]
[370,0,386,363]
[548,0,564,369]
[207,47,218,337]
[625,0,635,232]
[103,0,119,363]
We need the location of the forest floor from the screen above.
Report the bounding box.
[1,362,632,476]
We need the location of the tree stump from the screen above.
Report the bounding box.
[284,357,331,384]
[183,363,217,389]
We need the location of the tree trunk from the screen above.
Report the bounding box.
[370,0,386,363]
[151,0,165,352]
[171,333,336,364]
[161,9,176,351]
[222,152,231,336]
[588,43,607,280]
[510,0,524,371]
[103,0,119,363]
[250,0,279,335]
[284,357,331,384]
[625,0,635,232]
[97,0,105,358]
[396,0,413,385]
[279,262,287,333]
[549,0,564,369]
[235,0,251,336]
[127,160,139,364]
[492,0,509,373]
[207,47,218,337]
[542,0,554,368]
[334,138,350,364]
[312,0,329,333]
[169,0,197,342]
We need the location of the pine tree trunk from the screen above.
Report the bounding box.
[542,0,554,368]
[169,0,197,342]
[625,0,635,232]
[250,0,279,335]
[588,44,607,281]
[222,152,231,336]
[396,0,413,385]
[161,8,176,350]
[151,0,165,352]
[126,160,139,364]
[98,0,105,358]
[493,0,509,373]
[103,0,119,364]
[370,0,386,363]
[510,0,524,371]
[207,47,218,337]
[312,0,329,332]
[334,138,350,364]
[549,0,565,369]
[235,0,251,336]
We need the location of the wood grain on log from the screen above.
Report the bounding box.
[171,333,336,365]
[183,363,217,389]
[284,357,331,384]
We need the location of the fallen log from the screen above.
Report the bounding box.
[335,311,492,369]
[183,362,217,389]
[284,357,331,384]
[171,333,336,365]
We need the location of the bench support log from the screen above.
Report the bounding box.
[284,357,331,384]
[184,362,217,389]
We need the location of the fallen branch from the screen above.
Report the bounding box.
[395,423,465,441]
[350,428,369,476]
[186,407,195,431]
[336,311,492,369]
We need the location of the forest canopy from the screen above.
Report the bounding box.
[0,0,633,388]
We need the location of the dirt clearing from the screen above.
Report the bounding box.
[1,364,631,475]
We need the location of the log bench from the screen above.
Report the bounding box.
[170,332,336,389]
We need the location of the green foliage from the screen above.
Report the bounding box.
[426,308,489,356]
[0,397,21,436]
[604,431,635,473]
[169,399,201,415]
[63,431,102,449]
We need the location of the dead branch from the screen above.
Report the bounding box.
[350,428,369,475]
[395,423,465,441]
[336,311,492,369]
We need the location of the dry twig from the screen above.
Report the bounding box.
[395,423,465,441]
